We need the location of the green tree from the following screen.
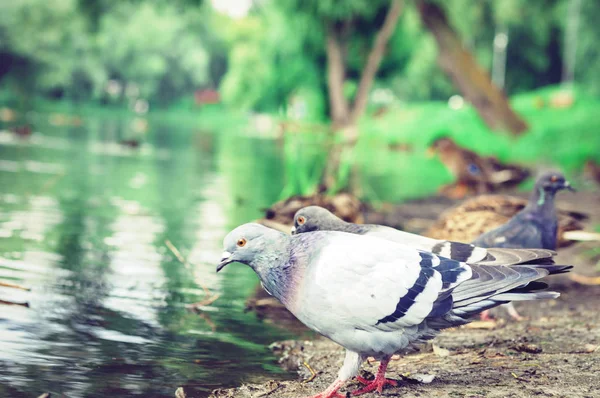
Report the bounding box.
[96,2,210,104]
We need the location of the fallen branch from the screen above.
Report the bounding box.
[0,281,31,291]
[569,273,600,286]
[302,361,317,383]
[562,230,600,242]
[0,299,29,307]
[164,239,219,307]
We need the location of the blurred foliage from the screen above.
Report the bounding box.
[281,84,600,199]
[220,0,600,115]
[1,0,600,113]
[0,0,226,106]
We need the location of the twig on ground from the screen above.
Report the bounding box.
[302,361,317,383]
[569,273,600,285]
[0,281,31,291]
[165,239,219,307]
[0,299,29,307]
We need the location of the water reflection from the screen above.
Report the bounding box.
[0,116,297,397]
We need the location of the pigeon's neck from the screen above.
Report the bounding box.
[339,220,369,234]
[253,239,303,307]
[526,187,557,217]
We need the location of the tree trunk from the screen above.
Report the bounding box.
[418,1,528,135]
[322,1,404,191]
[350,0,404,125]
[326,26,351,129]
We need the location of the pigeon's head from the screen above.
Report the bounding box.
[535,172,575,194]
[292,206,341,235]
[217,223,286,272]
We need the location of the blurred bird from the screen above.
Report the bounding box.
[119,139,141,149]
[472,172,574,250]
[584,159,600,185]
[426,190,588,249]
[10,124,33,139]
[427,136,529,198]
[217,223,570,398]
[292,205,556,267]
[469,172,574,321]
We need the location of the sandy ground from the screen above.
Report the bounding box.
[204,192,600,398]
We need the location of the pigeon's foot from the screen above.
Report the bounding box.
[504,303,525,321]
[352,376,397,395]
[305,379,346,398]
[305,392,345,398]
[480,309,493,321]
[352,357,397,395]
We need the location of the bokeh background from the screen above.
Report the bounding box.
[1,1,599,397]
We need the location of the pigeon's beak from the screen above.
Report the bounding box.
[216,251,234,272]
[290,226,296,235]
[564,181,576,192]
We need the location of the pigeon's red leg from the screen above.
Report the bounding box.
[305,379,346,398]
[352,357,398,395]
[480,309,493,321]
[504,303,525,321]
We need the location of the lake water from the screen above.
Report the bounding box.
[0,111,310,398]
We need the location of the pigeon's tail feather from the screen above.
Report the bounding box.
[526,264,573,275]
[432,243,558,266]
[492,291,560,302]
[426,262,569,328]
[476,248,556,266]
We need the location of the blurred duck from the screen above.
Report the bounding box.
[428,136,529,198]
[426,174,588,249]
[10,124,33,139]
[584,159,600,185]
[119,139,141,149]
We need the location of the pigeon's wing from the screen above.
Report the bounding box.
[365,225,441,253]
[472,217,543,249]
[309,233,472,332]
[367,226,555,266]
[367,226,493,263]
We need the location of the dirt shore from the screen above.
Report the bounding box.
[208,192,600,398]
[209,281,600,398]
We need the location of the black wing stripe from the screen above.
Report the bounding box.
[376,262,435,325]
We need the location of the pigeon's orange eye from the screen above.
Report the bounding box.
[550,175,558,182]
[237,238,247,247]
[297,216,306,225]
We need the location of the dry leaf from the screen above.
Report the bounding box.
[464,320,498,330]
[513,343,542,354]
[175,387,186,398]
[401,373,436,384]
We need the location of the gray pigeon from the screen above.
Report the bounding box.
[292,206,556,267]
[472,172,574,250]
[471,172,574,320]
[217,223,570,397]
